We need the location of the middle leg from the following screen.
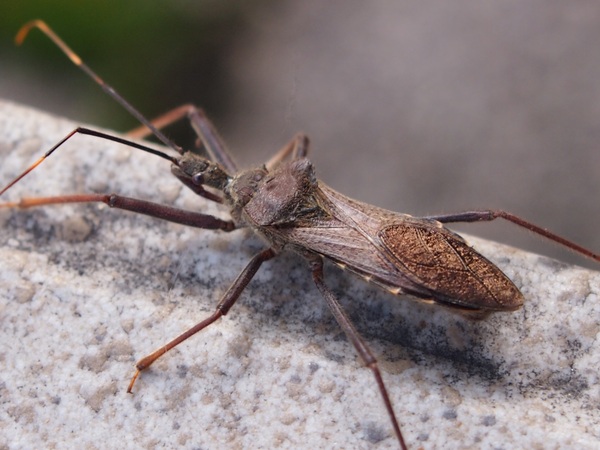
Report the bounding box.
[127,104,237,173]
[309,256,407,450]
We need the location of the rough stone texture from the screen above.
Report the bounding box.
[0,100,599,449]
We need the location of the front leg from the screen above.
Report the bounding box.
[1,193,235,231]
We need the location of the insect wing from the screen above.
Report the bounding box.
[379,221,524,311]
[279,182,524,313]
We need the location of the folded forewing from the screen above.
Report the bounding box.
[272,182,523,312]
[378,222,523,310]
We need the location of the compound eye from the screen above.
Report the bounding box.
[192,173,203,185]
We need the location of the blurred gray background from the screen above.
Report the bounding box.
[1,1,599,267]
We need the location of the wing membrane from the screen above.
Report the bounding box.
[269,182,523,312]
[379,222,523,310]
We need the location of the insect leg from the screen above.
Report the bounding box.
[127,247,276,392]
[1,193,235,231]
[309,256,407,450]
[425,210,599,262]
[126,104,204,139]
[127,104,238,173]
[265,133,310,171]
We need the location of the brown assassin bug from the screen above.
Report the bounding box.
[1,21,599,449]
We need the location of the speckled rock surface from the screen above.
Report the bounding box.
[0,100,599,449]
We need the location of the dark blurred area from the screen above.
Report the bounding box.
[1,1,599,268]
[0,1,258,148]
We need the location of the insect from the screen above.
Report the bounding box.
[2,21,599,449]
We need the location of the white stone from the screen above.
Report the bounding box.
[0,100,599,449]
